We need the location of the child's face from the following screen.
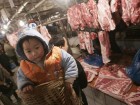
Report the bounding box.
[22,38,45,63]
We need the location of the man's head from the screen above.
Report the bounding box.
[49,35,68,51]
[49,35,64,48]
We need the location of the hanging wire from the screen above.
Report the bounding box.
[23,7,34,20]
[31,0,42,24]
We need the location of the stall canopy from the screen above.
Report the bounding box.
[0,0,76,34]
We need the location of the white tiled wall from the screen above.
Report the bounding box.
[83,86,128,105]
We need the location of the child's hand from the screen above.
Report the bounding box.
[22,85,33,93]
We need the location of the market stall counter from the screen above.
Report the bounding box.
[79,54,140,105]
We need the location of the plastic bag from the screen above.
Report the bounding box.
[126,49,140,85]
[84,54,103,67]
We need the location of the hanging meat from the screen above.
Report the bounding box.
[77,31,94,54]
[121,0,140,25]
[130,0,140,24]
[6,33,18,48]
[39,25,51,42]
[110,0,121,13]
[87,0,99,29]
[97,0,116,31]
[98,31,111,64]
[67,4,85,30]
[121,0,131,25]
[80,3,93,28]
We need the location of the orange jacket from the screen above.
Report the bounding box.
[20,47,63,85]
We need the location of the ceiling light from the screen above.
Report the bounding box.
[3,25,8,30]
[19,20,25,26]
[1,30,5,34]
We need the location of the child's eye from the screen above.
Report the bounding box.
[36,47,39,49]
[26,51,31,53]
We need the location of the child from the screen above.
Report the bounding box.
[49,35,88,105]
[16,29,80,105]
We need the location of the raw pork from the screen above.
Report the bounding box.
[67,4,85,30]
[110,0,121,12]
[77,31,94,54]
[124,92,140,105]
[98,31,111,64]
[121,0,140,25]
[94,64,132,99]
[121,0,131,25]
[87,0,99,28]
[130,0,140,24]
[78,58,98,82]
[97,0,116,31]
[6,33,18,48]
[80,3,93,27]
[39,25,51,42]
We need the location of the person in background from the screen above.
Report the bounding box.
[0,64,20,103]
[3,38,19,66]
[16,29,81,104]
[49,35,88,105]
[0,92,15,105]
[0,43,13,76]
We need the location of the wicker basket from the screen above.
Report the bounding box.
[19,79,82,105]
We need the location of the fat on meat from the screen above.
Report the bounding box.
[80,3,93,28]
[99,64,129,79]
[98,31,111,64]
[39,25,51,42]
[6,33,18,48]
[87,0,99,29]
[121,0,140,25]
[110,0,121,12]
[97,0,116,31]
[130,0,140,24]
[124,92,140,105]
[95,76,132,99]
[77,31,94,54]
[94,64,132,98]
[67,4,85,30]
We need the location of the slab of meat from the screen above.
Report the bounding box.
[97,0,116,31]
[94,64,132,98]
[124,92,140,105]
[121,0,131,25]
[39,25,51,42]
[130,0,140,24]
[79,58,100,70]
[77,31,94,54]
[98,31,111,64]
[95,76,132,99]
[87,0,99,28]
[85,70,96,82]
[110,0,121,13]
[67,4,85,30]
[6,33,18,48]
[80,3,93,28]
[90,32,97,40]
[99,64,129,79]
[121,0,140,25]
[96,77,131,96]
[77,31,86,50]
[78,58,98,82]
